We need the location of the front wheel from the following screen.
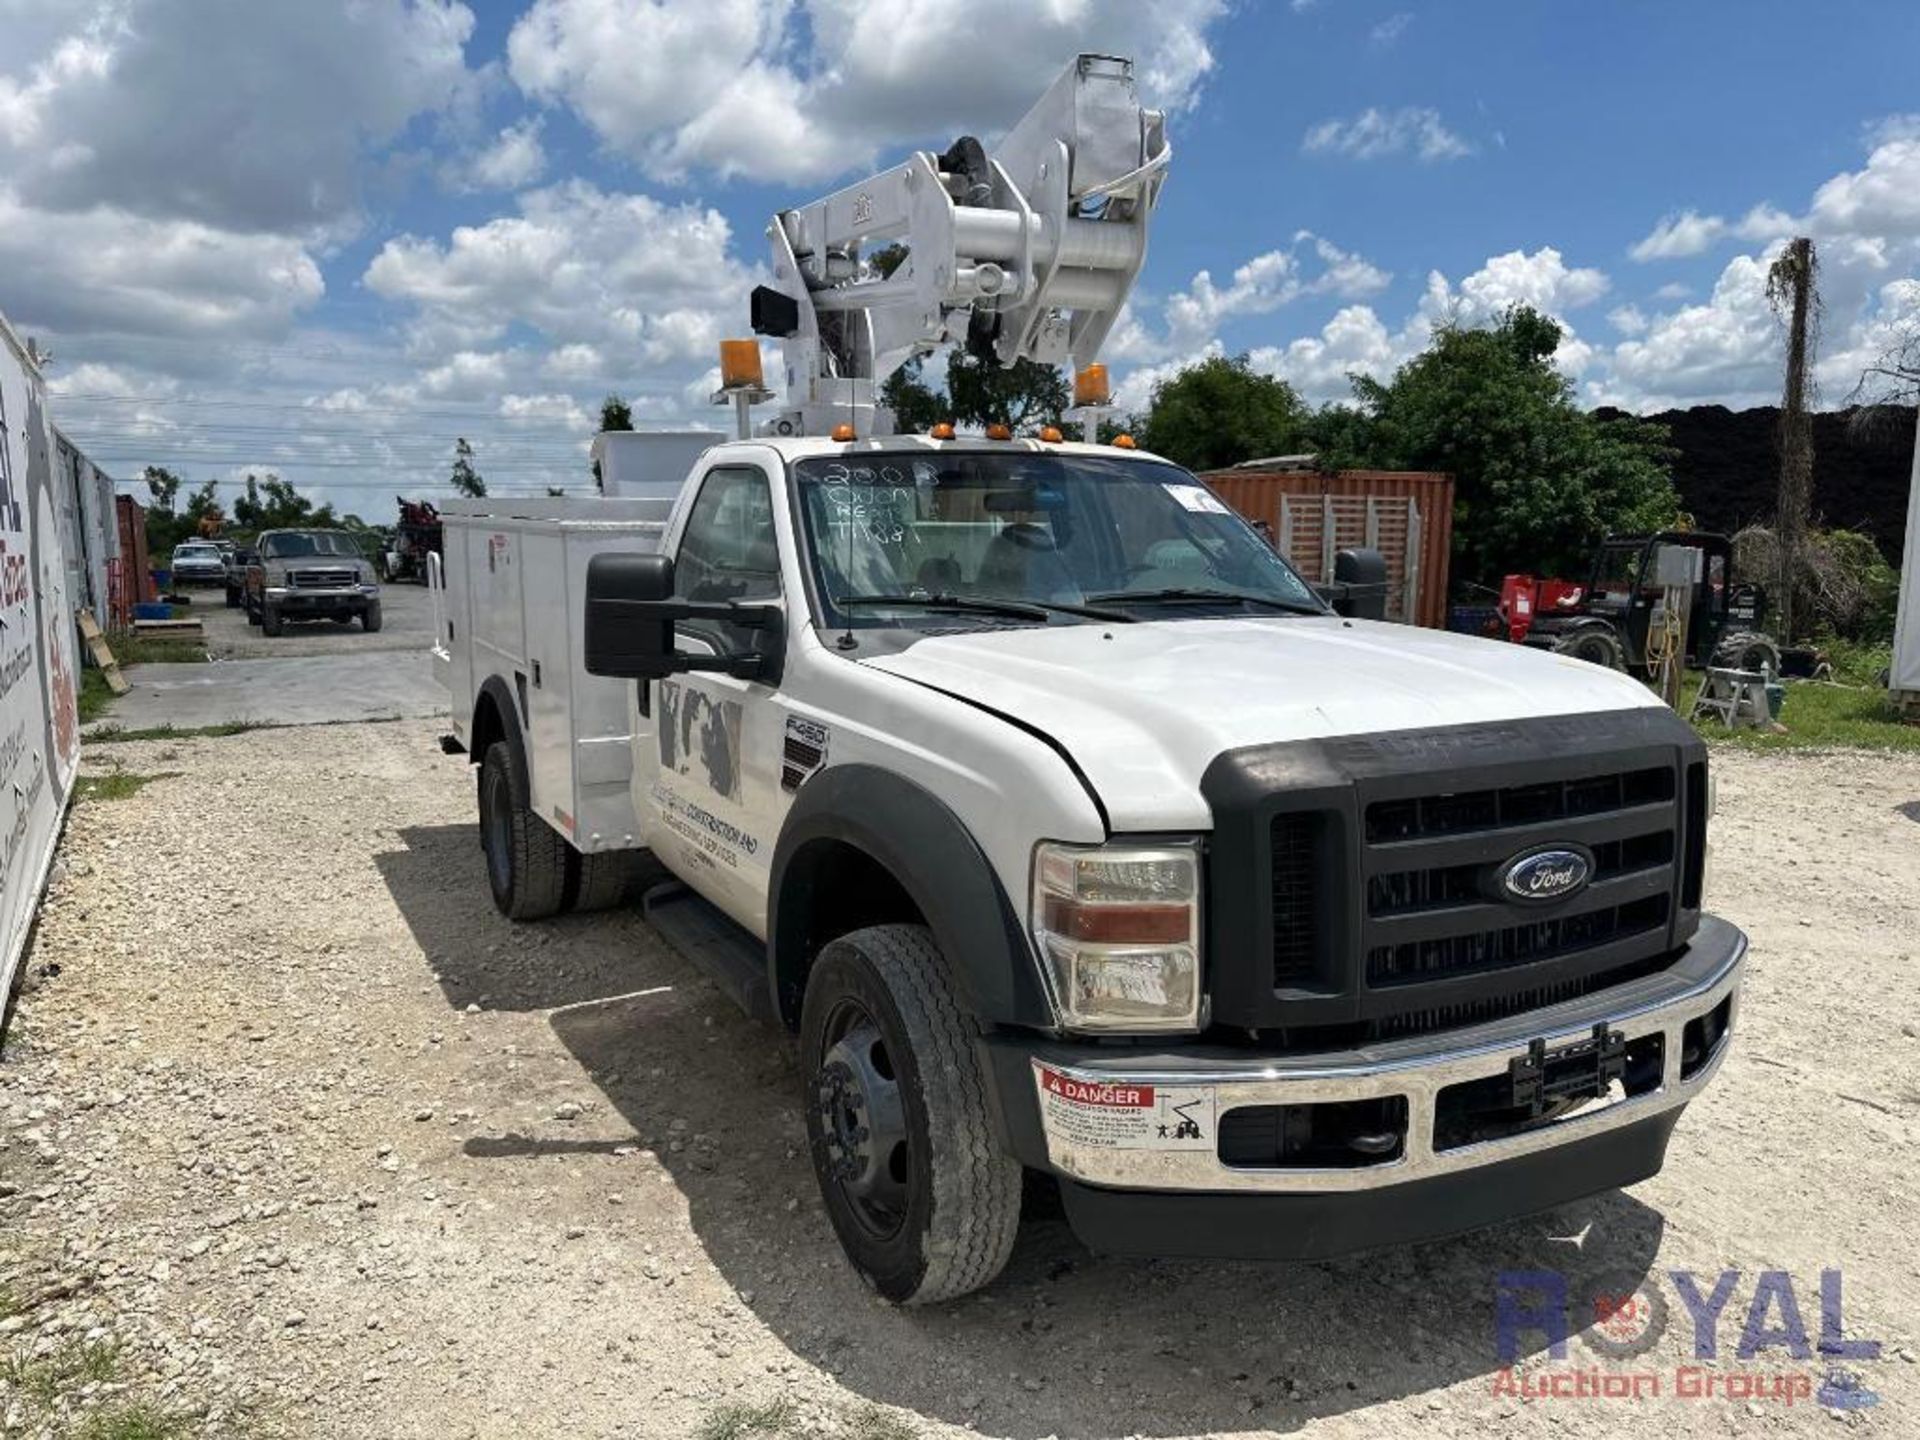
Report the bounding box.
[261,602,284,637]
[362,602,383,633]
[801,924,1021,1304]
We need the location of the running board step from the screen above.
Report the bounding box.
[641,882,776,1023]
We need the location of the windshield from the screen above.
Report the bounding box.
[261,532,362,560]
[792,452,1323,628]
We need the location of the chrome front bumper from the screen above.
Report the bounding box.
[1025,920,1745,1195]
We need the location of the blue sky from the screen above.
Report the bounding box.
[1,0,1916,508]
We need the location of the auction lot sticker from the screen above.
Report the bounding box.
[1033,1062,1216,1150]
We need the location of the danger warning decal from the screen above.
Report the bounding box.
[1032,1062,1216,1152]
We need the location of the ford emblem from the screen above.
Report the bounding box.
[1501,847,1592,904]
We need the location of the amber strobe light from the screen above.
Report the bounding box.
[718,339,764,389]
[929,422,956,439]
[985,423,1013,440]
[1038,425,1064,443]
[1073,363,1111,408]
[830,422,857,442]
[1112,433,1137,448]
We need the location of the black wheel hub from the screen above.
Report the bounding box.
[813,1017,909,1237]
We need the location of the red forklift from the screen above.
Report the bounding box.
[1497,531,1779,677]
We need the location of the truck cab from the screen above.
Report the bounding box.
[433,430,1747,1304]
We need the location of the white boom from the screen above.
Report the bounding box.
[750,53,1169,439]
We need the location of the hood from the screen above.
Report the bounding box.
[862,616,1663,831]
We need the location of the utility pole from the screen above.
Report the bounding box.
[1767,237,1817,643]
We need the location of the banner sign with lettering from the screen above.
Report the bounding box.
[0,315,81,1011]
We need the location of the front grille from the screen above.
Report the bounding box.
[1207,713,1702,1043]
[1270,814,1319,984]
[1368,893,1670,984]
[291,567,356,589]
[1365,766,1674,844]
[1368,830,1675,917]
[1367,952,1672,1041]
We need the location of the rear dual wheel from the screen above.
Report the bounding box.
[477,741,654,921]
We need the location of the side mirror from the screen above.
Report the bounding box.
[1328,547,1389,621]
[584,551,784,681]
[585,553,678,678]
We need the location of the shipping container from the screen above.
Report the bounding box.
[1202,466,1454,629]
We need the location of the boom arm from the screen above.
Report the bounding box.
[751,54,1169,438]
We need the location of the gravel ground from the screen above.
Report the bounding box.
[181,580,435,660]
[1,722,1916,1438]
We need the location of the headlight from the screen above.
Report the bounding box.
[1030,840,1201,1034]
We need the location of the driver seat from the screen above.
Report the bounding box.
[977,523,1082,603]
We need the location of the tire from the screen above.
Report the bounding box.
[261,602,284,637]
[362,602,383,633]
[478,740,570,921]
[569,849,666,914]
[1552,627,1625,671]
[800,924,1021,1305]
[224,585,240,609]
[1713,631,1780,677]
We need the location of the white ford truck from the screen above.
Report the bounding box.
[430,55,1744,1304]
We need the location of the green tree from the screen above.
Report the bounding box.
[182,479,223,536]
[879,356,945,433]
[1345,306,1677,584]
[599,394,633,432]
[450,437,486,498]
[945,351,1068,430]
[1138,355,1312,472]
[143,464,181,515]
[230,473,339,532]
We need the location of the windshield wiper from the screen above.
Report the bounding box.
[835,593,1138,625]
[1087,586,1325,616]
[835,593,1054,623]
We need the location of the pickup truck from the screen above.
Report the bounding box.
[244,528,383,636]
[433,434,1744,1304]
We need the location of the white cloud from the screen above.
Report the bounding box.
[1629,210,1727,262]
[506,0,1229,184]
[500,392,592,430]
[1251,305,1419,403]
[1302,107,1471,162]
[0,185,324,340]
[419,350,514,398]
[542,343,606,381]
[0,0,478,234]
[1654,282,1693,302]
[1369,12,1412,45]
[463,119,547,191]
[1436,247,1610,321]
[1608,305,1649,336]
[1603,253,1781,410]
[1303,233,1393,300]
[1115,234,1394,363]
[363,180,758,365]
[1599,112,1920,410]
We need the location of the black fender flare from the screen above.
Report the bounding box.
[767,764,1053,1030]
[472,674,530,794]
